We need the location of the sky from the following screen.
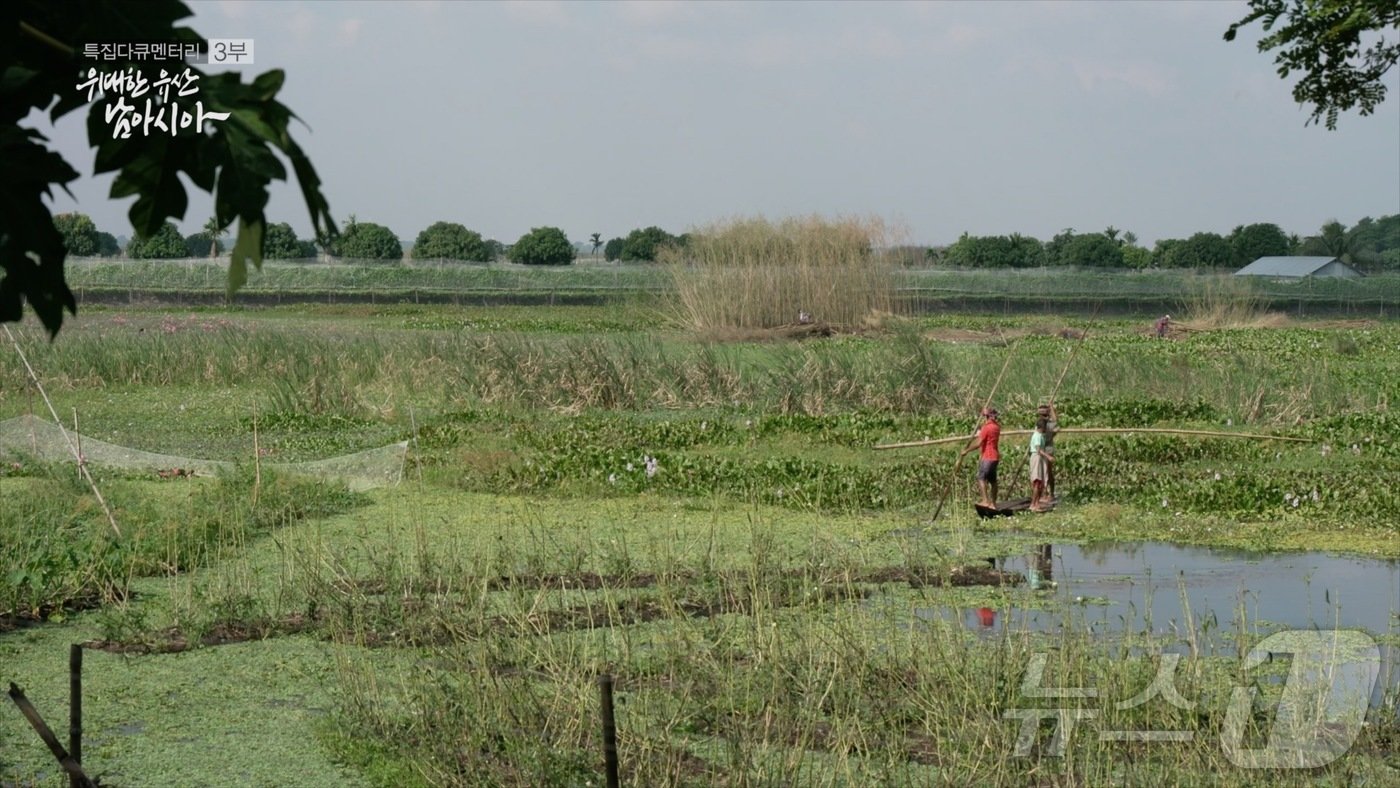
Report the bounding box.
[34,0,1400,248]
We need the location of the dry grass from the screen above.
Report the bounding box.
[1177,274,1288,331]
[665,215,901,332]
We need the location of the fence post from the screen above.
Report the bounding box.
[70,644,82,788]
[598,674,619,788]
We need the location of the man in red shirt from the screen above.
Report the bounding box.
[959,408,1002,507]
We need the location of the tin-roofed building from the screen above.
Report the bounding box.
[1234,256,1361,279]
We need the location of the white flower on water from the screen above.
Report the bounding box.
[1351,444,1361,455]
[776,488,784,499]
[745,419,753,428]
[626,462,635,472]
[1311,489,1320,502]
[608,473,617,485]
[700,421,707,431]
[1226,419,1233,427]
[1320,444,1332,456]
[1161,498,1169,508]
[644,455,659,478]
[1292,497,1300,508]
[1213,472,1222,481]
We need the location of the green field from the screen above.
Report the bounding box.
[60,258,1400,317]
[1,302,1397,786]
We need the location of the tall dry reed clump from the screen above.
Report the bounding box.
[666,215,899,332]
[1178,274,1283,330]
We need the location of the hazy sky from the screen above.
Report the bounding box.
[37,0,1400,247]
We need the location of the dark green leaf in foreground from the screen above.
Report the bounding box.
[0,0,336,335]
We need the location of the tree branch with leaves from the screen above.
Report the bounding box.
[1,0,336,336]
[1225,0,1400,129]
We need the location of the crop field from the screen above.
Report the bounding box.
[1,300,1398,786]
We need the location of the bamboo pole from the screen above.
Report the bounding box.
[876,426,1313,451]
[4,326,121,538]
[930,332,1021,520]
[1007,308,1097,500]
[72,409,82,482]
[70,644,82,788]
[7,683,96,788]
[252,402,261,507]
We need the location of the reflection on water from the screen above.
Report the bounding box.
[915,541,1399,705]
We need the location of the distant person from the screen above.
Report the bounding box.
[960,408,1001,507]
[798,310,813,324]
[1154,314,1171,338]
[1037,403,1059,498]
[1029,418,1055,512]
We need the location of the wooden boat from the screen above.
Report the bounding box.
[975,497,1057,519]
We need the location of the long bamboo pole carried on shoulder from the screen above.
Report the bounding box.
[876,426,1312,451]
[929,331,1021,521]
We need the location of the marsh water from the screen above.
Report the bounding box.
[914,541,1400,706]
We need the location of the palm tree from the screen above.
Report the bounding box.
[1302,220,1357,263]
[589,232,602,257]
[203,216,226,258]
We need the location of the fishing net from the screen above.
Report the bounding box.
[0,414,406,491]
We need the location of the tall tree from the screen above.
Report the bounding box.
[128,222,187,259]
[1167,232,1234,269]
[264,222,314,260]
[1225,0,1400,129]
[589,232,602,257]
[202,216,226,258]
[95,231,119,257]
[509,227,574,266]
[411,221,491,262]
[1299,220,1358,262]
[620,226,679,262]
[53,212,99,256]
[1228,222,1291,266]
[332,220,402,260]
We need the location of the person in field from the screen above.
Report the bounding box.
[1029,417,1055,512]
[1037,403,1059,498]
[1154,314,1171,338]
[960,408,1001,507]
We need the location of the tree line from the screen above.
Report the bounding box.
[52,213,694,266]
[932,216,1400,272]
[54,211,1400,272]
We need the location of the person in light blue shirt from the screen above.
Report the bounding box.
[1029,418,1054,512]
